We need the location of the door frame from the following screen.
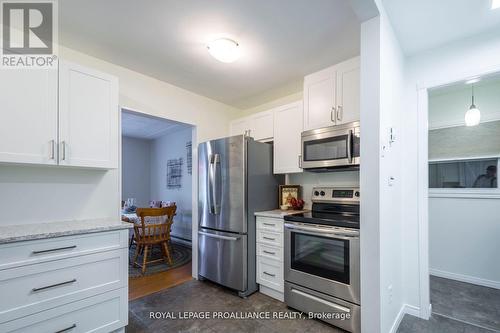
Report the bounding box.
[119,106,198,277]
[415,63,500,320]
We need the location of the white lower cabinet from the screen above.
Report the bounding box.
[256,216,284,301]
[0,230,128,333]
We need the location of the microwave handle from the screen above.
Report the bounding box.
[347,130,353,164]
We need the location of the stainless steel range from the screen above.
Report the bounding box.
[284,186,360,333]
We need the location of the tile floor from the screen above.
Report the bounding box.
[397,276,500,333]
[127,279,345,333]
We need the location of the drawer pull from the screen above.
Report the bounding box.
[263,236,276,241]
[263,250,276,255]
[32,245,77,254]
[263,223,275,226]
[54,324,76,333]
[32,278,77,292]
[263,271,276,277]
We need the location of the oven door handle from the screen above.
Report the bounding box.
[284,223,359,239]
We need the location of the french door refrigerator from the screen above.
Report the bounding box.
[198,135,283,297]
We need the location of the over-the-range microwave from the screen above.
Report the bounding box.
[300,121,360,171]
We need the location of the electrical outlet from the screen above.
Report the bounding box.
[388,285,393,304]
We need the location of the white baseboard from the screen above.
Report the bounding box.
[430,269,500,290]
[390,304,422,333]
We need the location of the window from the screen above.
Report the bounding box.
[429,158,498,189]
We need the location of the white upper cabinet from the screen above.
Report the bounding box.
[303,56,360,131]
[273,101,303,174]
[229,110,274,142]
[0,69,58,165]
[0,61,118,169]
[58,62,119,168]
[335,57,360,125]
[303,67,336,131]
[251,110,274,141]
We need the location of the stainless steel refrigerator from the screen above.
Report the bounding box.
[198,135,283,297]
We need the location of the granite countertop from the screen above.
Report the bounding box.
[0,218,133,245]
[254,209,309,219]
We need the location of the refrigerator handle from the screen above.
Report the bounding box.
[208,154,220,214]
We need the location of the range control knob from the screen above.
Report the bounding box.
[314,191,320,196]
[354,191,360,197]
[320,191,325,196]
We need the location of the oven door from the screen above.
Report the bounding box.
[284,222,360,305]
[301,123,360,169]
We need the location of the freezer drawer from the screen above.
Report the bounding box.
[198,229,247,291]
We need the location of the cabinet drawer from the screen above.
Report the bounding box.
[0,230,127,270]
[256,229,283,247]
[0,249,127,323]
[257,257,283,292]
[257,243,283,262]
[256,217,283,233]
[0,287,127,333]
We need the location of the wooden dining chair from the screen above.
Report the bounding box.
[132,206,176,274]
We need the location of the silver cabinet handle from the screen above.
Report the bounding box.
[263,250,276,255]
[54,324,76,333]
[263,223,275,227]
[49,140,55,159]
[263,236,275,241]
[290,288,350,313]
[32,245,77,254]
[263,271,276,277]
[198,231,239,241]
[32,278,77,292]
[337,105,343,121]
[61,141,66,161]
[330,106,337,122]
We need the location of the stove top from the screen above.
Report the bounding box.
[284,186,360,229]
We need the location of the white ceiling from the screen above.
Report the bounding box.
[383,0,500,55]
[59,0,361,109]
[121,111,190,140]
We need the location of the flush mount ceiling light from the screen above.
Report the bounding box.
[465,84,481,126]
[492,0,500,10]
[207,38,240,63]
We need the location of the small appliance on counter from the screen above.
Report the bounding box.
[283,186,360,333]
[301,121,360,171]
[198,135,284,297]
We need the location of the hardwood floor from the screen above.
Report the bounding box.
[129,262,193,301]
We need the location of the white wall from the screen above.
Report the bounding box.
[402,29,500,311]
[122,136,152,207]
[429,197,500,288]
[150,127,193,241]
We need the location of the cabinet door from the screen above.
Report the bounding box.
[303,67,336,131]
[336,57,360,124]
[230,118,250,136]
[0,69,58,165]
[273,101,303,174]
[58,61,119,168]
[251,110,274,141]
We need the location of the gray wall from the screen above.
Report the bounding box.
[121,136,151,207]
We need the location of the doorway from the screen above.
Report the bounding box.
[420,73,500,331]
[120,108,195,300]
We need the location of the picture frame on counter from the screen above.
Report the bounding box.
[279,185,301,206]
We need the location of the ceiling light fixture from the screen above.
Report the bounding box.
[207,38,240,63]
[465,77,480,85]
[465,84,481,126]
[492,0,500,9]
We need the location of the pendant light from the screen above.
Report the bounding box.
[464,84,480,126]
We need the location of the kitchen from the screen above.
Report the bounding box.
[1,1,500,333]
